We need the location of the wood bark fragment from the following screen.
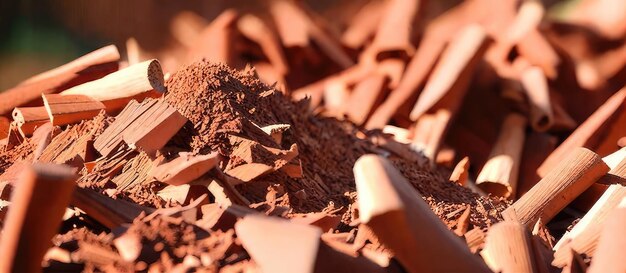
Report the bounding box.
[0,164,76,273]
[354,155,491,273]
[476,113,527,198]
[503,147,609,226]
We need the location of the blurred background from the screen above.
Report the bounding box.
[0,0,574,90]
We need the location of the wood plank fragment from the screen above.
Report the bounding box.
[0,164,76,273]
[42,94,105,126]
[354,155,491,273]
[503,147,609,226]
[151,152,219,185]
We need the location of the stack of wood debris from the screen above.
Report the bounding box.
[1,0,626,272]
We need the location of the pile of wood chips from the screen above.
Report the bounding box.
[1,0,626,272]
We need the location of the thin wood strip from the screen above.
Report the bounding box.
[409,24,489,120]
[60,59,166,106]
[42,94,105,126]
[354,155,491,273]
[503,147,609,226]
[481,221,537,273]
[538,87,626,177]
[0,164,76,273]
[476,113,527,198]
[0,45,119,116]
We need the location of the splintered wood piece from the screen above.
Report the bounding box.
[538,88,626,177]
[197,203,256,232]
[0,45,119,116]
[520,67,553,132]
[260,124,291,144]
[343,73,388,125]
[360,0,419,62]
[236,214,387,273]
[354,155,491,273]
[409,24,488,120]
[42,94,105,126]
[122,102,187,155]
[71,187,154,229]
[237,14,288,75]
[476,114,527,198]
[503,148,608,226]
[11,106,50,137]
[0,164,76,273]
[151,152,219,185]
[481,221,537,273]
[450,156,470,185]
[553,157,626,267]
[60,59,166,108]
[587,198,626,273]
[95,99,185,156]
